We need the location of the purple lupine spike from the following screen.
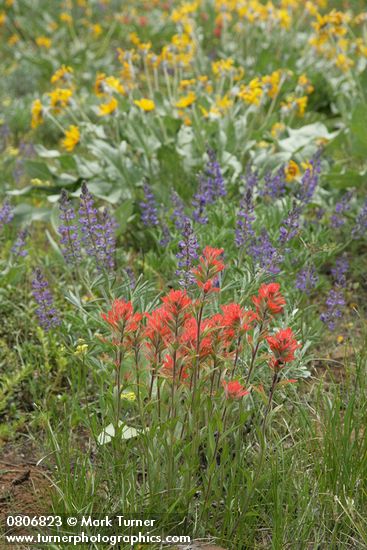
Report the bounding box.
[170,191,186,230]
[279,203,303,246]
[159,222,171,247]
[59,189,81,264]
[330,191,353,229]
[298,153,321,205]
[32,268,61,331]
[331,255,349,287]
[320,288,346,331]
[176,219,199,288]
[235,188,255,248]
[97,207,118,270]
[11,227,28,257]
[244,163,259,192]
[192,175,210,225]
[352,198,367,239]
[206,149,226,198]
[0,199,13,231]
[296,265,318,294]
[261,167,286,199]
[125,266,136,289]
[79,182,102,260]
[249,229,282,274]
[140,183,159,227]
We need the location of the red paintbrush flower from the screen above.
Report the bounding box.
[161,289,192,317]
[101,299,142,333]
[221,303,257,339]
[222,379,249,399]
[144,306,171,347]
[252,283,286,316]
[192,246,225,294]
[160,354,189,381]
[266,327,300,369]
[180,316,212,358]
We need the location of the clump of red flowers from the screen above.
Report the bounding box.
[100,248,301,415]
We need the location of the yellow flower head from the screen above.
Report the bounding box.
[285,160,300,182]
[8,34,20,46]
[95,73,124,96]
[98,96,118,116]
[36,36,52,48]
[61,125,80,152]
[91,23,102,37]
[51,65,73,85]
[271,122,286,138]
[31,99,44,129]
[134,98,155,112]
[175,91,196,109]
[49,88,73,112]
[0,12,6,26]
[60,12,73,24]
[121,391,137,402]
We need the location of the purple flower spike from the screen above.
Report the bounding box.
[352,198,367,239]
[59,189,81,264]
[298,153,321,205]
[330,191,352,229]
[206,149,226,198]
[320,288,346,331]
[235,188,255,248]
[279,203,303,246]
[0,199,14,231]
[11,227,28,257]
[140,183,159,227]
[32,268,61,331]
[262,167,286,199]
[176,219,199,288]
[331,255,349,288]
[249,229,282,274]
[296,265,318,294]
[79,182,100,257]
[97,207,118,270]
[170,192,186,230]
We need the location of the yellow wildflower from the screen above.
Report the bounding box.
[134,98,155,112]
[60,12,73,24]
[335,53,354,72]
[91,23,102,37]
[31,99,44,129]
[238,78,263,105]
[75,343,88,355]
[212,58,235,77]
[295,96,308,117]
[175,92,196,109]
[336,335,344,344]
[61,125,80,152]
[179,78,196,89]
[49,88,73,111]
[95,73,125,96]
[285,160,300,182]
[298,74,314,94]
[0,12,6,26]
[271,122,285,138]
[121,392,136,402]
[8,34,19,46]
[51,65,73,85]
[36,36,52,48]
[98,97,118,116]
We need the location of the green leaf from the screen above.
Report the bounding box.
[24,160,54,180]
[350,103,367,155]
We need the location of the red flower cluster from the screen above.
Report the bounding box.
[101,298,142,334]
[100,248,300,399]
[252,283,286,317]
[267,328,300,369]
[222,380,249,400]
[192,246,225,294]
